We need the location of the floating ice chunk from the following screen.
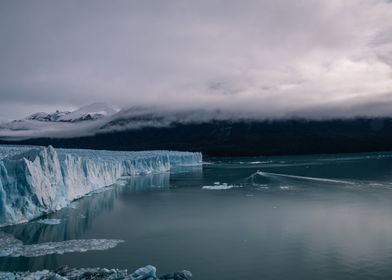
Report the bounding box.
[0,231,123,257]
[37,219,62,225]
[238,160,271,164]
[18,239,124,257]
[0,272,17,280]
[202,183,241,190]
[55,267,128,279]
[128,265,157,280]
[0,231,23,257]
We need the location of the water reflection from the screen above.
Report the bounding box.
[0,172,173,271]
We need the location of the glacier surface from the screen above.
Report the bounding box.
[0,145,202,226]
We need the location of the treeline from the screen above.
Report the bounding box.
[2,118,392,156]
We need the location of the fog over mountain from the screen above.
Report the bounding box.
[1,0,392,119]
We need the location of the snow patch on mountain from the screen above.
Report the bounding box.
[25,103,117,123]
[0,103,120,140]
[27,111,71,122]
[58,103,117,122]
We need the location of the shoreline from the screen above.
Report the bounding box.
[0,265,192,280]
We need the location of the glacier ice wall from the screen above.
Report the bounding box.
[0,145,202,226]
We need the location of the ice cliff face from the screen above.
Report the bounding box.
[0,145,202,226]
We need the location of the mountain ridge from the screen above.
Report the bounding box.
[26,102,117,123]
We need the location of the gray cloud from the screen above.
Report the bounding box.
[0,0,392,119]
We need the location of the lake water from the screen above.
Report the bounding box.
[2,152,392,279]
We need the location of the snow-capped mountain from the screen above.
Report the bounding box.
[26,103,117,123]
[27,111,71,122]
[0,103,119,140]
[57,103,117,122]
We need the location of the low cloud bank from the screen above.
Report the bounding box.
[0,0,392,119]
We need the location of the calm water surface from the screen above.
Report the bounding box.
[2,152,392,279]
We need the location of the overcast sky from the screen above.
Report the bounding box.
[1,0,392,119]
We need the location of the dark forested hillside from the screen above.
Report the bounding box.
[2,118,392,156]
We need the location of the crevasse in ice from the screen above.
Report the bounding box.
[0,145,202,226]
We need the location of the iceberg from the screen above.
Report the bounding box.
[0,145,202,226]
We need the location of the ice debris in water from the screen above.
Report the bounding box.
[0,145,202,226]
[128,265,156,280]
[0,231,123,257]
[202,182,241,190]
[37,218,62,225]
[0,265,192,280]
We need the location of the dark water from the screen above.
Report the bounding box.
[2,152,392,279]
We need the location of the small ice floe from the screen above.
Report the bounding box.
[279,186,291,190]
[255,184,269,190]
[245,194,255,197]
[0,231,123,257]
[68,202,79,209]
[129,265,156,279]
[37,219,62,225]
[202,182,241,190]
[238,160,272,164]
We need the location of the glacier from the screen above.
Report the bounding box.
[0,145,202,226]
